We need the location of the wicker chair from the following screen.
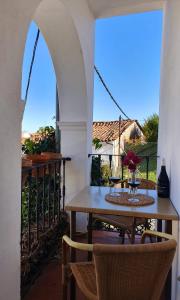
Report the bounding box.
[92,178,156,244]
[62,230,176,300]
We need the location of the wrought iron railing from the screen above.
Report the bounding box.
[21,157,71,290]
[88,153,157,234]
[88,153,158,186]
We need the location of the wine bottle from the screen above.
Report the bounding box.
[157,159,170,198]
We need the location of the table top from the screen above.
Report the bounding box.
[65,186,179,221]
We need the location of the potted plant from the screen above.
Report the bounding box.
[22,126,61,162]
[22,126,62,178]
[41,152,62,160]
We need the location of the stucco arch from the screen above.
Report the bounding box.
[0,1,94,299]
[22,0,88,122]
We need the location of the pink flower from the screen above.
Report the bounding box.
[123,151,141,171]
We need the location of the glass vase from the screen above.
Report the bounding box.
[128,170,140,203]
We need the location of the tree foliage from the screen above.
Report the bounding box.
[142,114,159,142]
[22,126,56,154]
[22,138,41,154]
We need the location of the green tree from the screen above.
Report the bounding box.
[22,126,56,154]
[37,126,55,137]
[22,138,41,154]
[142,114,159,142]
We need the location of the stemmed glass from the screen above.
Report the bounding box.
[109,165,121,196]
[128,170,141,203]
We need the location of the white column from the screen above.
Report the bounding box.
[59,121,89,232]
[0,0,94,298]
[34,0,95,232]
[158,1,180,298]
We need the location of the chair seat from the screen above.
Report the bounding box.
[70,262,97,300]
[94,214,146,229]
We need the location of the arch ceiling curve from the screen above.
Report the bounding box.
[31,0,87,122]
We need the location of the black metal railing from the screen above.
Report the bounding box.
[88,153,157,234]
[88,153,158,186]
[21,157,70,282]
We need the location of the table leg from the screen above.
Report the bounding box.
[165,220,172,300]
[165,220,172,235]
[70,211,76,300]
[88,213,92,261]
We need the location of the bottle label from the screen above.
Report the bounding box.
[158,186,169,197]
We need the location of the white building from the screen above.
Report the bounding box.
[0,1,180,299]
[92,120,144,172]
[92,119,144,154]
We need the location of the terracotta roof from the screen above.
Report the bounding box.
[93,120,140,142]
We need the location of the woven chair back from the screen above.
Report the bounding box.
[121,178,156,190]
[93,240,176,300]
[138,178,156,190]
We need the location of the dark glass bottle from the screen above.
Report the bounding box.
[157,159,170,198]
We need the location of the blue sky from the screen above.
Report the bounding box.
[94,10,163,122]
[22,10,163,132]
[22,22,56,132]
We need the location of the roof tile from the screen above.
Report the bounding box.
[93,120,136,142]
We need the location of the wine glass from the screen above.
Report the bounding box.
[128,170,141,203]
[109,165,121,196]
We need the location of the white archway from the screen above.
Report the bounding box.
[0,0,94,299]
[32,0,92,215]
[33,0,88,122]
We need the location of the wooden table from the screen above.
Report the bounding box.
[65,186,179,300]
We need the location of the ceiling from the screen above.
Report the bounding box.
[87,0,164,19]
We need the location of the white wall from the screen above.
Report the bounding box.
[92,142,113,155]
[34,0,94,202]
[158,0,180,297]
[0,0,94,299]
[33,0,94,231]
[0,2,39,299]
[88,0,164,19]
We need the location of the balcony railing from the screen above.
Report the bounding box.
[88,153,158,186]
[88,153,157,234]
[21,157,71,292]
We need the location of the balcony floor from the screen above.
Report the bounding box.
[24,231,162,300]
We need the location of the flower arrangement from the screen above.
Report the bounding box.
[123,151,141,172]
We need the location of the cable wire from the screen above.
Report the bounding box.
[94,65,130,119]
[24,29,130,122]
[24,29,40,104]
